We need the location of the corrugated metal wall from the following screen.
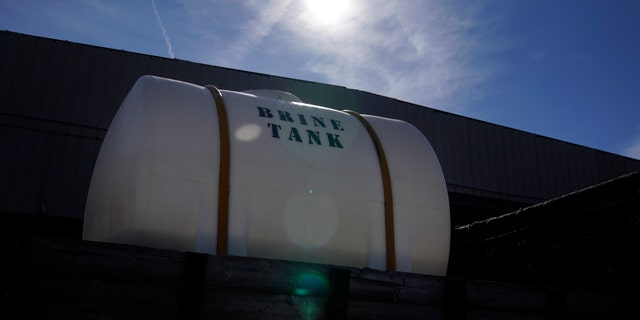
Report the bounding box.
[2,31,639,220]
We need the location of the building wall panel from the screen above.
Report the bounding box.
[361,94,389,116]
[266,76,295,97]
[396,105,435,144]
[524,132,543,198]
[350,89,378,114]
[0,30,11,105]
[563,143,581,192]
[296,81,326,106]
[86,48,112,129]
[11,34,39,116]
[491,124,510,193]
[1,124,25,213]
[42,133,81,217]
[626,157,640,173]
[567,143,591,192]
[114,53,146,110]
[557,140,574,194]
[432,111,472,187]
[520,131,543,198]
[6,125,44,214]
[468,120,491,192]
[0,124,12,210]
[54,41,84,125]
[76,45,104,129]
[537,137,555,198]
[19,128,48,215]
[41,40,71,122]
[503,128,526,197]
[594,151,613,183]
[70,44,97,126]
[548,138,567,198]
[170,59,198,85]
[222,69,254,91]
[605,151,629,181]
[328,86,355,110]
[22,36,52,120]
[582,145,601,187]
[1,33,24,115]
[533,136,554,199]
[101,50,130,129]
[201,64,226,87]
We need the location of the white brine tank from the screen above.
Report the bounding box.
[84,75,450,276]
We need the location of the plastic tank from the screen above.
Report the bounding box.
[84,75,450,276]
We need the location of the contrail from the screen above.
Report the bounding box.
[151,0,175,58]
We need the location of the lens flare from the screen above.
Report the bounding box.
[235,123,261,141]
[283,192,338,250]
[293,272,328,296]
[292,272,329,319]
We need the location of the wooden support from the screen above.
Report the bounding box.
[3,236,633,319]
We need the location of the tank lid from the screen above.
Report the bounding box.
[243,89,302,103]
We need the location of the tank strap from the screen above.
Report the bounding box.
[343,110,396,272]
[205,85,230,256]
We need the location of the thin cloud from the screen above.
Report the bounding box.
[276,0,504,111]
[180,0,506,112]
[622,128,640,160]
[209,0,293,67]
[152,0,175,58]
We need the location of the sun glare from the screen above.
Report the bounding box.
[304,0,350,25]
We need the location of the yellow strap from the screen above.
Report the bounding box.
[205,85,230,256]
[343,110,396,272]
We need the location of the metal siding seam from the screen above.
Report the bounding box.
[205,85,230,256]
[343,110,396,272]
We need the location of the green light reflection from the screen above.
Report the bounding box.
[293,272,328,296]
[292,272,330,320]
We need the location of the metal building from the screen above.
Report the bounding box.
[1,30,639,227]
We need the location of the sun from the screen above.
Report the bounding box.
[303,0,351,25]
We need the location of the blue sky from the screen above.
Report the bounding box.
[1,0,639,159]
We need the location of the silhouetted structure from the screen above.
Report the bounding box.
[1,30,639,319]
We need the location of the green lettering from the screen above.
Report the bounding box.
[258,107,273,118]
[277,110,295,122]
[288,127,302,142]
[306,130,322,145]
[297,114,308,125]
[311,116,326,128]
[326,133,343,148]
[330,119,344,131]
[267,123,282,138]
